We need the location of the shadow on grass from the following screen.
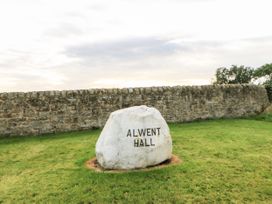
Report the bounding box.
[0,129,101,145]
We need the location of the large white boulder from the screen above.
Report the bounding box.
[95,105,172,170]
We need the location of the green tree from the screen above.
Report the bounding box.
[254,63,272,102]
[214,65,254,84]
[254,63,272,85]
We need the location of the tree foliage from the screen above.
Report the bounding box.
[214,65,254,84]
[213,63,272,102]
[254,63,272,102]
[254,63,272,84]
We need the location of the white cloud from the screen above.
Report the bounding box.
[0,0,272,91]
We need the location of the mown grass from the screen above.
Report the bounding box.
[0,118,271,203]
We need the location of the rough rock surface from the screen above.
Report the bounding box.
[95,105,172,170]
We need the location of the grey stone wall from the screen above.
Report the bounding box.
[0,85,269,137]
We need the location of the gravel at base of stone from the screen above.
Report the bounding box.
[86,155,181,173]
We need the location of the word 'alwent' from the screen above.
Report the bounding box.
[126,127,161,137]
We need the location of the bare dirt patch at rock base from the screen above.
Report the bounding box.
[86,154,181,173]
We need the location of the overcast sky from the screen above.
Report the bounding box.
[1,0,272,92]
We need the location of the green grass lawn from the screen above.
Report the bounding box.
[0,118,272,203]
